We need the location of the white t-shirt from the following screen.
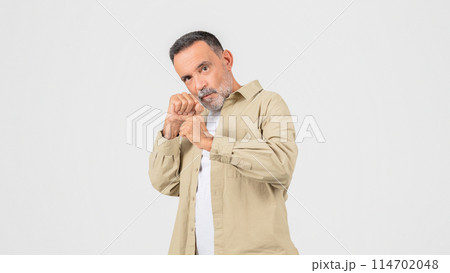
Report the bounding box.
[195,109,221,255]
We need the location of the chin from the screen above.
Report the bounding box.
[203,96,225,111]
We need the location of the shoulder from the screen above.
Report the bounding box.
[254,89,291,115]
[255,89,283,101]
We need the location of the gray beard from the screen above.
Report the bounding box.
[198,74,233,111]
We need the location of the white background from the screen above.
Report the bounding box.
[1,0,449,254]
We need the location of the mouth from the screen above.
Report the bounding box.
[202,93,215,99]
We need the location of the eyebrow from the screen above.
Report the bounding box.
[180,61,212,82]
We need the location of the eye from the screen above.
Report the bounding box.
[183,76,191,82]
[202,65,208,72]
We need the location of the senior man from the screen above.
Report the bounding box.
[148,31,299,255]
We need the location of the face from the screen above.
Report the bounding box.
[173,41,234,111]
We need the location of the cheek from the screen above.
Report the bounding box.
[187,84,200,98]
[205,71,220,89]
[186,82,194,93]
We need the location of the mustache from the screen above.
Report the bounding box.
[198,88,218,99]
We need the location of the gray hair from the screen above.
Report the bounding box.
[169,31,223,63]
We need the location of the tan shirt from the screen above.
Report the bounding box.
[148,80,299,255]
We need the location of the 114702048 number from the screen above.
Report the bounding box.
[372,259,438,270]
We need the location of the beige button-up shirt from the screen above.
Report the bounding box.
[148,80,299,254]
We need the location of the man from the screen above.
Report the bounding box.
[148,31,299,254]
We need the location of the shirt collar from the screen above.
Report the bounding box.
[200,80,263,117]
[230,80,263,101]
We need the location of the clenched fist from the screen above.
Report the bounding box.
[162,92,204,140]
[179,115,214,152]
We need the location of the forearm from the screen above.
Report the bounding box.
[209,135,298,189]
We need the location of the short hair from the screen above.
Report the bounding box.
[169,31,223,63]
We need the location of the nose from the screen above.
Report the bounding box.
[194,77,207,93]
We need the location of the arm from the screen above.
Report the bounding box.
[148,129,181,196]
[148,92,204,196]
[209,94,298,190]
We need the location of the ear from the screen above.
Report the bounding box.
[222,49,233,71]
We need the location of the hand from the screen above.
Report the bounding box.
[162,92,204,139]
[179,115,214,151]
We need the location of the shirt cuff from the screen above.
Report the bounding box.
[209,136,252,169]
[209,135,235,164]
[153,129,181,156]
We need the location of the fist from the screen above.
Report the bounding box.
[179,115,214,151]
[162,92,205,139]
[169,92,204,116]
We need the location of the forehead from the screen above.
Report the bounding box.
[173,41,219,75]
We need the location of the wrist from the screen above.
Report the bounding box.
[162,129,179,140]
[201,136,214,152]
[162,122,181,139]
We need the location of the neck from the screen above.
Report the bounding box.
[231,76,242,92]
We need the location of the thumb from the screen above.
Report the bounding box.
[194,102,204,115]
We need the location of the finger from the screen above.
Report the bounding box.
[177,93,188,114]
[189,93,202,106]
[194,102,204,115]
[188,93,201,113]
[179,126,187,137]
[181,92,195,114]
[171,96,182,114]
[179,121,187,132]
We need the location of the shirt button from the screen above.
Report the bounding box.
[194,168,199,172]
